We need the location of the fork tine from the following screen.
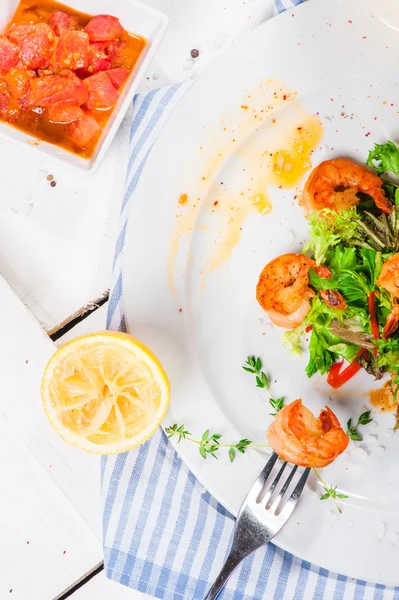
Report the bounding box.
[260,461,287,507]
[245,452,278,504]
[269,464,298,513]
[278,467,311,520]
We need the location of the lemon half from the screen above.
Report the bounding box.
[41,332,170,454]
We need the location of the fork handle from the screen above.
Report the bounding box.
[204,544,254,600]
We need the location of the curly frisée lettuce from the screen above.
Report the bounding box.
[367,141,399,177]
[303,208,358,264]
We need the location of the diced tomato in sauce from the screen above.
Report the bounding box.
[56,30,89,70]
[1,1,146,159]
[7,23,35,45]
[5,67,35,99]
[16,23,57,70]
[0,38,20,73]
[84,15,123,42]
[48,10,78,36]
[0,79,20,121]
[106,67,128,90]
[67,114,101,148]
[75,42,111,78]
[91,41,109,53]
[47,102,84,123]
[84,71,118,109]
[26,72,88,107]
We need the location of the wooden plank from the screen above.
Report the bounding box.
[0,276,103,599]
[0,120,129,333]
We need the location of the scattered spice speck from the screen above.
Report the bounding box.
[348,19,352,23]
[213,201,218,206]
[63,550,67,555]
[178,308,183,313]
[240,105,248,110]
[178,193,188,205]
[190,49,199,59]
[50,180,56,188]
[365,132,371,137]
[25,359,28,364]
[26,541,29,545]
[46,174,54,181]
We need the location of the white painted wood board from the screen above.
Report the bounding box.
[0,275,103,598]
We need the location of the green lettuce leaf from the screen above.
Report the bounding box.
[367,141,399,176]
[329,246,357,275]
[304,208,358,264]
[305,328,335,378]
[309,268,369,305]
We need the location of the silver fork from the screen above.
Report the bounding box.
[204,452,310,600]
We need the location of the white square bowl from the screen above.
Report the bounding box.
[0,0,168,173]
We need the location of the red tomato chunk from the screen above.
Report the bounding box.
[0,38,20,73]
[84,71,118,109]
[15,23,57,70]
[56,30,89,70]
[26,72,88,107]
[106,67,128,90]
[7,23,35,45]
[84,15,123,42]
[48,10,79,36]
[47,103,84,124]
[67,114,101,148]
[5,67,36,99]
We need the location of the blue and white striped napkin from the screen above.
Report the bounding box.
[101,1,399,598]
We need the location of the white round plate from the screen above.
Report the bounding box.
[123,0,399,585]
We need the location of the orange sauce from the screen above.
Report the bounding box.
[369,381,396,412]
[1,0,146,158]
[271,116,323,188]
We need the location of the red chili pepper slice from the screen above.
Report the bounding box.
[327,349,368,389]
[305,325,313,333]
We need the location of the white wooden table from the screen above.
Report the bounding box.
[0,0,275,598]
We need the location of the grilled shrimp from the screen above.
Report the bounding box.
[256,253,315,329]
[376,254,399,339]
[267,399,349,468]
[302,158,392,214]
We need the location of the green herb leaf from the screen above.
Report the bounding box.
[201,429,210,442]
[229,447,236,463]
[357,410,372,426]
[165,424,191,442]
[346,410,373,441]
[199,447,207,459]
[235,439,252,453]
[320,492,331,501]
[270,397,285,416]
[256,371,270,389]
[347,430,363,442]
